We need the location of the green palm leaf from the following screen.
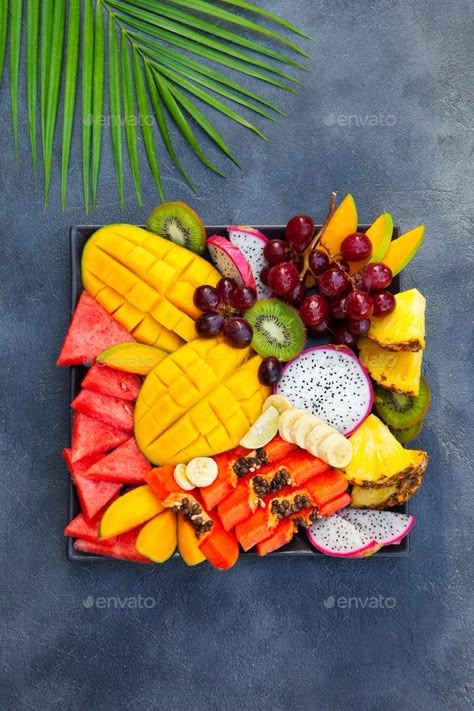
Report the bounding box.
[61,0,80,210]
[9,0,22,161]
[26,0,40,174]
[0,0,310,209]
[108,16,124,210]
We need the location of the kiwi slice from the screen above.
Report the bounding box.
[373,376,431,429]
[245,299,306,362]
[390,421,423,444]
[146,201,206,254]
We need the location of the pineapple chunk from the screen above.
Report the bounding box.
[358,337,422,396]
[368,289,425,351]
[351,467,425,508]
[342,414,428,486]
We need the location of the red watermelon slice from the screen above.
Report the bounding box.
[57,291,134,366]
[84,437,151,484]
[71,393,134,437]
[63,448,123,520]
[70,413,130,463]
[81,363,142,402]
[64,511,117,545]
[74,528,151,563]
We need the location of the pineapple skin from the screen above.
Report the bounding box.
[351,467,426,508]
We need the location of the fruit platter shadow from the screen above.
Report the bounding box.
[67,225,409,562]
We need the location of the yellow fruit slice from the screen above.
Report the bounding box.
[319,194,358,257]
[185,457,218,487]
[290,413,319,449]
[358,336,422,396]
[262,394,293,415]
[135,510,177,563]
[99,485,165,539]
[317,432,353,468]
[368,289,425,352]
[278,408,307,442]
[382,225,425,277]
[177,512,206,566]
[348,212,393,275]
[173,463,195,491]
[97,343,168,375]
[239,406,279,449]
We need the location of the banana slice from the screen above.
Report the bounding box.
[291,414,323,449]
[278,408,306,442]
[185,457,218,488]
[305,422,335,456]
[262,394,293,415]
[173,463,195,491]
[317,432,353,468]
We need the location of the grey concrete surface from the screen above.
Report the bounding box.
[0,1,473,709]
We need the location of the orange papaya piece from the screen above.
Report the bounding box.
[235,507,273,551]
[256,518,297,556]
[199,519,240,570]
[318,492,352,517]
[305,470,348,505]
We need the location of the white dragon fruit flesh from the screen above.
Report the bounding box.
[206,235,256,289]
[227,226,272,299]
[338,508,415,545]
[276,345,373,435]
[307,515,377,557]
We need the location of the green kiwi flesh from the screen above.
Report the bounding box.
[245,299,306,362]
[390,420,423,444]
[373,376,430,429]
[146,201,206,254]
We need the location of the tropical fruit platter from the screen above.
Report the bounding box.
[59,194,430,569]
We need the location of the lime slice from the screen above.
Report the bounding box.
[240,406,279,449]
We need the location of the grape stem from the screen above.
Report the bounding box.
[299,192,337,280]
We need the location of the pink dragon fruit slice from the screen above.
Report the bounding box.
[275,345,373,435]
[206,235,256,289]
[307,515,377,557]
[338,508,415,546]
[227,226,272,299]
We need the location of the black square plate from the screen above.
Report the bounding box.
[66,224,409,561]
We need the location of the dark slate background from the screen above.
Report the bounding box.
[1,1,473,709]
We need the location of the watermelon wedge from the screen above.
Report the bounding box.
[81,363,142,402]
[71,390,134,433]
[84,437,151,484]
[71,413,130,462]
[64,511,117,545]
[63,448,123,520]
[74,528,151,563]
[57,291,134,366]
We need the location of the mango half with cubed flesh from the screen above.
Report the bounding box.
[81,224,221,352]
[134,336,271,466]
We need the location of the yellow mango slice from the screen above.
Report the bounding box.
[97,343,168,375]
[319,194,358,256]
[178,513,206,566]
[382,225,425,277]
[135,510,177,563]
[99,485,165,539]
[82,224,220,348]
[349,212,393,274]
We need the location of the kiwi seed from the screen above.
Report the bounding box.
[146,201,206,254]
[245,299,306,362]
[373,376,430,429]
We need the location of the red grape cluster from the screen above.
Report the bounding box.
[260,219,396,348]
[194,277,256,348]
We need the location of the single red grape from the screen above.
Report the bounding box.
[195,312,225,338]
[258,356,283,386]
[345,290,374,320]
[300,294,330,327]
[193,285,221,312]
[341,233,372,262]
[217,277,238,303]
[260,266,271,286]
[347,318,370,336]
[318,268,351,297]
[332,321,358,348]
[308,319,332,337]
[330,294,348,320]
[286,215,315,254]
[308,250,330,276]
[223,317,253,348]
[361,262,392,291]
[268,262,300,297]
[263,239,288,266]
[283,280,307,307]
[372,290,396,316]
[229,286,257,312]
